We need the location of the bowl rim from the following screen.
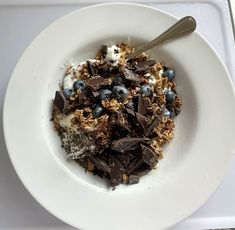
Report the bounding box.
[3,2,235,230]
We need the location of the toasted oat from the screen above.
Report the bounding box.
[102,99,122,113]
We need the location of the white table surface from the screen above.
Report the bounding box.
[0,0,235,229]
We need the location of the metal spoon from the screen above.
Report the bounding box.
[128,16,196,59]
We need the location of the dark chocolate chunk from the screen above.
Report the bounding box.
[128,174,140,184]
[86,75,110,90]
[97,65,110,77]
[109,155,124,186]
[89,156,111,174]
[125,108,150,132]
[78,91,93,106]
[135,60,156,68]
[126,155,143,174]
[133,163,151,176]
[91,91,100,98]
[85,86,100,98]
[134,60,156,74]
[137,95,145,114]
[138,95,153,115]
[120,67,143,82]
[134,66,150,74]
[136,113,150,131]
[116,154,130,168]
[145,116,161,136]
[87,60,97,76]
[53,91,69,113]
[125,107,136,116]
[111,137,150,153]
[125,62,136,71]
[141,144,157,168]
[116,112,131,132]
[69,101,81,112]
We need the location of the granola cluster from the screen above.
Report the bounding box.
[52,43,182,186]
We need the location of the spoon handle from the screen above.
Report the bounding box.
[128,16,196,59]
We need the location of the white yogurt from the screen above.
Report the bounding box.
[105,45,120,65]
[159,69,164,76]
[148,75,157,86]
[63,74,76,90]
[59,113,75,129]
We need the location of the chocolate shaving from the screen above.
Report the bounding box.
[128,174,140,184]
[89,156,111,174]
[87,60,97,76]
[141,144,157,168]
[120,67,143,82]
[109,155,125,186]
[86,75,110,90]
[111,137,150,153]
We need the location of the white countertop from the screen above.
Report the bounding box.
[0,0,235,229]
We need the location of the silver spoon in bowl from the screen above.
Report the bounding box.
[127,16,197,59]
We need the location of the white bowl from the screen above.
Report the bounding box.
[3,3,235,230]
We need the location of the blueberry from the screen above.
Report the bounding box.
[165,89,176,103]
[164,108,171,118]
[63,88,73,99]
[140,84,152,96]
[112,86,129,99]
[91,104,98,109]
[163,69,175,81]
[92,105,104,118]
[113,75,123,85]
[126,101,135,110]
[73,80,86,91]
[99,89,112,100]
